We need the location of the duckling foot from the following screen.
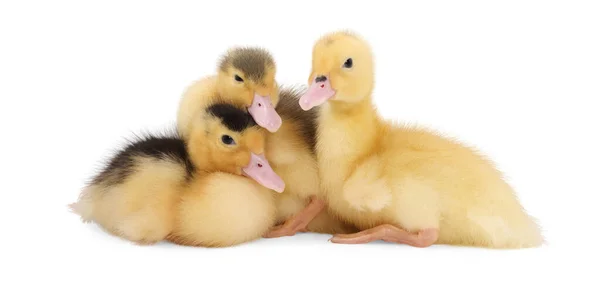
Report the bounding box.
[263,196,325,238]
[329,224,438,248]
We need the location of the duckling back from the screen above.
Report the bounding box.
[177,76,218,140]
[71,132,193,244]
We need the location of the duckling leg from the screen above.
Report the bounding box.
[263,196,325,238]
[329,224,438,248]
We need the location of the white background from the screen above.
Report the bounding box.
[1,0,599,301]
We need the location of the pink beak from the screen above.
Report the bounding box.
[242,153,285,193]
[247,93,282,132]
[299,75,336,111]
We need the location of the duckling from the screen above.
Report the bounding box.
[298,31,543,248]
[168,171,277,247]
[167,88,351,245]
[177,47,282,140]
[168,101,283,247]
[171,87,353,242]
[70,99,283,245]
[262,88,354,237]
[175,47,351,237]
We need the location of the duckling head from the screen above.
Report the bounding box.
[217,47,282,132]
[299,31,374,111]
[187,101,285,193]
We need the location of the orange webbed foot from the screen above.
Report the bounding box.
[330,224,438,247]
[264,196,325,238]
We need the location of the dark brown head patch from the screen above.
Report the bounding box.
[218,47,275,82]
[322,30,359,47]
[206,102,257,132]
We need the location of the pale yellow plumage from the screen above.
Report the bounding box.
[176,47,350,238]
[71,46,349,247]
[303,31,543,248]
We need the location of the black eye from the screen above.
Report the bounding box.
[343,58,353,68]
[221,135,235,145]
[234,75,244,82]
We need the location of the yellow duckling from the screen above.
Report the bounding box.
[262,88,354,237]
[168,101,283,247]
[169,89,353,246]
[70,99,283,245]
[177,47,282,139]
[175,47,351,238]
[298,30,543,248]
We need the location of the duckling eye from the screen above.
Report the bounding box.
[234,75,244,82]
[343,58,353,69]
[221,135,235,145]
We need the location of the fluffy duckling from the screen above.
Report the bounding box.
[175,47,351,237]
[168,101,283,247]
[262,88,354,237]
[177,47,282,140]
[298,31,543,248]
[70,100,283,245]
[168,171,277,247]
[168,90,352,246]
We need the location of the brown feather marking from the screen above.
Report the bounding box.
[218,47,275,82]
[275,87,319,153]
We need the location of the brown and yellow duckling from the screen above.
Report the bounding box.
[70,99,283,246]
[177,47,282,140]
[176,47,353,238]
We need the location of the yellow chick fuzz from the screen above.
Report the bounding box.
[298,30,543,249]
[263,88,355,238]
[70,100,283,247]
[177,47,281,140]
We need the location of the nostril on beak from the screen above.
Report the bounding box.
[315,75,327,83]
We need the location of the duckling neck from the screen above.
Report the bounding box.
[328,98,376,116]
[317,97,381,161]
[187,143,214,173]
